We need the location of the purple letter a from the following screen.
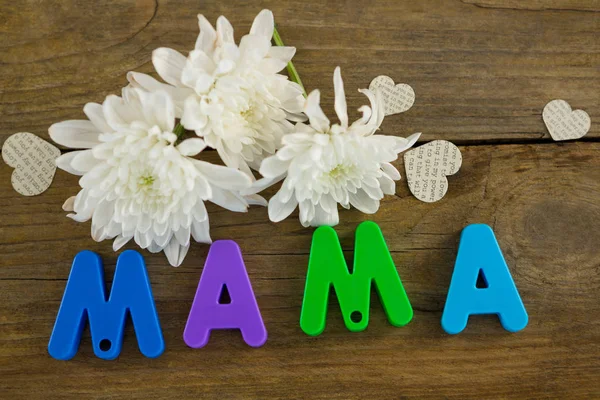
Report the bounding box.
[183,240,267,348]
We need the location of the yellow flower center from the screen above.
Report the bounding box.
[241,106,255,121]
[328,164,349,179]
[138,175,155,187]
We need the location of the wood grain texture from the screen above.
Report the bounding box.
[0,0,598,146]
[1,1,600,398]
[2,143,600,399]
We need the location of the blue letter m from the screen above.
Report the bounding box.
[48,250,164,360]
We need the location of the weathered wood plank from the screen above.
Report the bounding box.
[1,143,599,399]
[0,0,598,146]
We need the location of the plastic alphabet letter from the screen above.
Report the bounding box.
[183,240,267,348]
[441,224,528,334]
[300,221,413,336]
[48,250,164,360]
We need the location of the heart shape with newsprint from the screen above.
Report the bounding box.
[543,99,591,141]
[404,140,462,203]
[2,132,60,196]
[369,75,415,116]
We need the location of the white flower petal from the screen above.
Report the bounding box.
[299,201,314,227]
[147,241,163,253]
[181,95,208,131]
[268,188,298,222]
[259,58,287,74]
[362,182,384,200]
[174,225,191,247]
[349,190,380,214]
[355,105,372,125]
[358,88,384,132]
[113,235,132,251]
[49,120,101,149]
[333,67,348,128]
[381,162,401,180]
[55,151,86,175]
[83,103,111,133]
[92,199,114,230]
[191,217,212,243]
[127,71,193,115]
[195,15,217,54]
[209,186,248,212]
[102,94,140,130]
[194,175,213,200]
[244,194,268,207]
[135,229,153,249]
[241,176,282,198]
[70,150,99,173]
[137,89,175,133]
[154,231,172,248]
[152,47,187,87]
[259,155,292,178]
[304,90,330,133]
[239,34,270,64]
[164,238,190,267]
[186,49,216,73]
[379,175,396,195]
[250,9,274,39]
[216,16,235,44]
[267,46,296,64]
[215,143,240,170]
[310,203,339,227]
[194,160,252,190]
[397,132,421,153]
[62,196,76,212]
[192,200,208,222]
[194,74,215,94]
[319,194,336,213]
[216,59,236,75]
[177,138,206,156]
[138,214,152,234]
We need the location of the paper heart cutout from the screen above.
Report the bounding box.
[369,75,415,116]
[404,140,462,203]
[2,132,60,196]
[543,99,591,141]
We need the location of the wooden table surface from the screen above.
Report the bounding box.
[1,1,599,398]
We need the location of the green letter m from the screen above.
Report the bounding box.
[300,221,413,336]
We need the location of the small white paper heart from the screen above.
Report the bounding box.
[369,75,415,116]
[2,132,60,196]
[543,99,591,141]
[404,140,462,203]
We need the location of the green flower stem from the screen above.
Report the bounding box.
[273,25,307,97]
[173,123,185,141]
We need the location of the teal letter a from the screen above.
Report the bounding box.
[300,221,413,336]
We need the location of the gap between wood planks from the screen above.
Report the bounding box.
[54,136,600,155]
[459,0,600,13]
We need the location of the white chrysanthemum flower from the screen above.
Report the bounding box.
[49,88,255,267]
[252,67,421,227]
[127,9,305,177]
